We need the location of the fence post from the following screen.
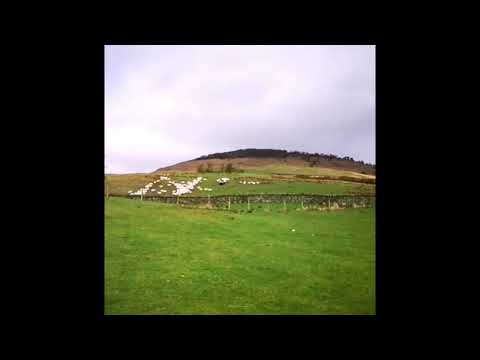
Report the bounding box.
[141,191,143,201]
[248,197,250,211]
[208,195,210,206]
[228,197,231,210]
[283,199,287,212]
[328,197,330,209]
[105,179,109,201]
[177,196,179,205]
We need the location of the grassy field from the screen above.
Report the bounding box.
[106,172,375,197]
[251,164,375,178]
[105,197,375,315]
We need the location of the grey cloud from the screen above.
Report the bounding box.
[105,45,375,173]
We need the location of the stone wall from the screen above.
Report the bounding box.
[118,194,375,208]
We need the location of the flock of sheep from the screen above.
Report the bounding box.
[128,177,169,196]
[197,186,213,192]
[128,176,211,196]
[128,175,261,197]
[171,177,204,196]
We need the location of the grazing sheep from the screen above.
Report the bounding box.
[217,177,230,185]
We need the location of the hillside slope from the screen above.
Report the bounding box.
[155,149,375,177]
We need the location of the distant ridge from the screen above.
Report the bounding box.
[195,148,374,166]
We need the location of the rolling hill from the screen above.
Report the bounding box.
[154,148,375,177]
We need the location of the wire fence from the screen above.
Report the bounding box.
[109,193,375,212]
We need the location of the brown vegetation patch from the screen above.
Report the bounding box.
[155,157,375,177]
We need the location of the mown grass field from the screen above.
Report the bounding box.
[105,197,375,315]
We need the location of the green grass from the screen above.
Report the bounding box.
[192,175,374,196]
[105,197,375,314]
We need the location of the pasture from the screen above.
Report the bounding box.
[106,172,375,197]
[105,197,375,315]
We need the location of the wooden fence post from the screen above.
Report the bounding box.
[248,197,250,211]
[208,195,210,206]
[228,197,231,210]
[283,199,287,212]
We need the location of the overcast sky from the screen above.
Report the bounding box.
[105,45,375,174]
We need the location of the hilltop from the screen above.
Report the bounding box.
[154,148,375,176]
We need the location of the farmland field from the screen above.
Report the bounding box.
[105,197,375,315]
